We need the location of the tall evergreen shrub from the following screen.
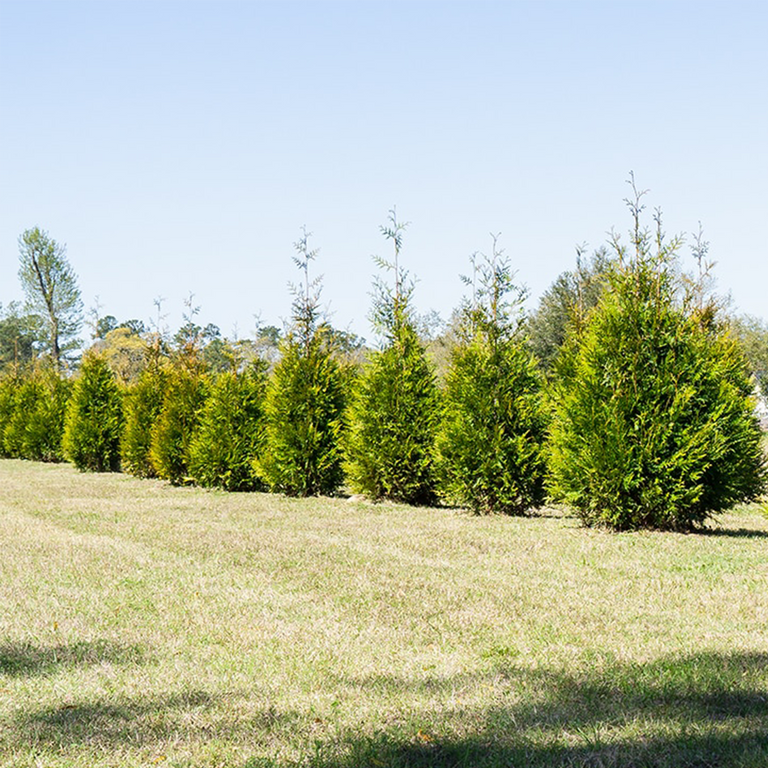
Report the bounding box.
[548,181,766,530]
[436,239,548,514]
[121,361,167,478]
[256,229,348,496]
[20,364,71,461]
[345,210,440,504]
[149,361,207,485]
[62,351,123,471]
[189,364,268,491]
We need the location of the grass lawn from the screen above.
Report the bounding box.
[1,460,767,767]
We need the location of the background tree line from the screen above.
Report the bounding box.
[2,188,767,531]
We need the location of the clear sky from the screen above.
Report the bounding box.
[1,0,766,342]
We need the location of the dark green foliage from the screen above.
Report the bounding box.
[62,352,123,472]
[256,228,349,496]
[345,211,440,504]
[149,363,207,485]
[121,364,168,478]
[436,240,548,514]
[256,332,348,496]
[189,365,268,491]
[527,247,614,373]
[0,302,40,368]
[548,185,766,530]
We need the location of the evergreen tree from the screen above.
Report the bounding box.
[256,229,348,496]
[548,178,766,530]
[149,361,207,485]
[345,210,440,504]
[436,236,548,514]
[121,356,168,478]
[62,351,123,471]
[189,363,268,491]
[14,362,71,462]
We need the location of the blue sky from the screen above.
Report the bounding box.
[1,0,766,342]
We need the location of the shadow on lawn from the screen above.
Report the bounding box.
[0,639,147,677]
[306,650,768,768]
[7,651,768,767]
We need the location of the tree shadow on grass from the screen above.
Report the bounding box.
[698,527,768,539]
[6,651,768,767]
[311,651,768,768]
[0,639,148,677]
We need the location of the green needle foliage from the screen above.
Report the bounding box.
[62,351,123,472]
[188,363,268,492]
[121,358,168,478]
[436,236,548,514]
[548,178,766,530]
[345,210,440,504]
[256,229,348,496]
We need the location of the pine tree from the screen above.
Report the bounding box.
[436,236,548,514]
[345,210,440,504]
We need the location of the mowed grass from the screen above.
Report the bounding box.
[1,461,767,768]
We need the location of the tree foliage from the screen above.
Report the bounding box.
[62,351,123,472]
[527,246,614,373]
[189,364,268,491]
[436,236,548,514]
[548,178,766,530]
[345,210,440,504]
[256,229,349,496]
[17,227,83,368]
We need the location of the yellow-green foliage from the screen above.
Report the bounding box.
[257,331,348,497]
[189,365,268,492]
[548,258,766,530]
[62,352,123,472]
[149,363,207,485]
[345,313,440,504]
[121,364,167,478]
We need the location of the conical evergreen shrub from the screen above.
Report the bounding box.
[256,229,349,496]
[436,241,548,514]
[3,374,40,458]
[21,363,71,461]
[0,374,17,458]
[345,211,440,504]
[149,361,207,485]
[548,185,766,530]
[189,364,268,491]
[62,351,123,472]
[121,362,167,478]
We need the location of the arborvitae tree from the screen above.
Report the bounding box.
[436,236,548,514]
[18,363,71,462]
[188,363,268,491]
[548,178,766,531]
[2,373,40,458]
[256,229,349,496]
[149,361,207,485]
[121,353,168,478]
[149,299,209,485]
[0,374,17,457]
[62,351,123,471]
[345,210,440,504]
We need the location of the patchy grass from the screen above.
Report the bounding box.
[1,460,767,767]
